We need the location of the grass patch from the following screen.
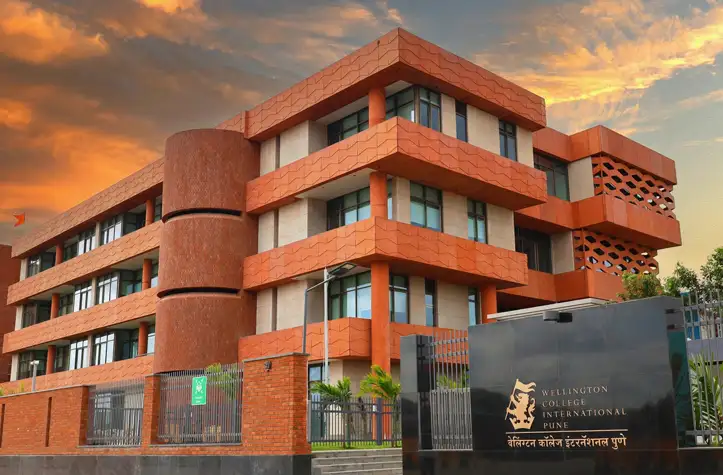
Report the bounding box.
[312,442,399,451]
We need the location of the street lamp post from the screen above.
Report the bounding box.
[30,360,40,392]
[302,263,357,367]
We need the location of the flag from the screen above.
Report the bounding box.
[12,213,25,227]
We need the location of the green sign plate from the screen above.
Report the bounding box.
[192,376,207,406]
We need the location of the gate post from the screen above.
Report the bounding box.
[400,335,434,451]
[141,375,161,447]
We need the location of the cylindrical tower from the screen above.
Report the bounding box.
[155,129,259,373]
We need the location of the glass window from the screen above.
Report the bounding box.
[328,272,371,319]
[467,200,487,243]
[54,345,69,373]
[425,279,437,327]
[21,301,51,328]
[410,182,442,231]
[534,153,570,201]
[419,88,441,132]
[120,270,142,297]
[515,227,553,273]
[499,120,517,161]
[59,294,74,316]
[100,215,123,245]
[96,272,119,305]
[73,281,93,312]
[386,87,415,122]
[123,212,145,235]
[147,325,155,354]
[468,288,479,326]
[93,332,115,366]
[387,179,393,220]
[308,364,324,391]
[328,107,369,145]
[117,329,139,361]
[77,229,96,255]
[154,196,163,222]
[69,338,89,370]
[151,262,159,288]
[18,351,47,380]
[63,242,78,261]
[456,101,468,142]
[389,274,409,323]
[27,252,54,277]
[327,187,371,230]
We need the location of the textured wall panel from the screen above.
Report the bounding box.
[573,229,658,276]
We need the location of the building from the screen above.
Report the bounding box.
[0,245,20,382]
[2,29,680,392]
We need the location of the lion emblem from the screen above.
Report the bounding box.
[505,379,536,430]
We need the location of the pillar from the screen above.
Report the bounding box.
[141,375,161,447]
[86,335,94,367]
[54,244,63,266]
[371,262,391,372]
[141,259,152,290]
[46,345,56,375]
[138,322,149,356]
[50,293,59,319]
[481,284,498,323]
[368,87,386,127]
[369,171,387,219]
[145,199,155,226]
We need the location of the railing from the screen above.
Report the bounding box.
[308,395,401,448]
[682,291,723,446]
[429,329,472,450]
[86,379,144,446]
[157,363,242,444]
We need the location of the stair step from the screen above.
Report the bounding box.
[313,455,401,466]
[322,469,402,475]
[313,449,401,459]
[317,461,402,473]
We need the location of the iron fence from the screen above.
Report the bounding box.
[308,395,401,448]
[86,379,144,446]
[157,363,242,444]
[429,329,473,450]
[682,291,723,446]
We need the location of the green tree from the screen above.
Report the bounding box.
[702,247,723,297]
[359,365,401,401]
[617,271,663,301]
[436,373,469,389]
[689,352,723,445]
[310,377,354,448]
[205,363,241,401]
[663,262,702,298]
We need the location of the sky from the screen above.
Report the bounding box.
[0,0,722,277]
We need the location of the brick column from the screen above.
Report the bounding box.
[368,87,386,127]
[145,199,155,226]
[50,293,60,319]
[46,345,56,375]
[54,244,63,266]
[141,375,161,446]
[138,322,149,356]
[371,262,391,372]
[242,353,310,455]
[142,259,153,290]
[481,284,497,323]
[369,172,387,219]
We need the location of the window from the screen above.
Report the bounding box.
[100,216,122,245]
[54,346,69,373]
[425,279,437,327]
[468,288,479,326]
[123,212,145,235]
[389,274,409,323]
[96,273,119,305]
[73,281,93,312]
[151,262,159,288]
[77,229,95,255]
[27,252,54,277]
[63,242,78,261]
[499,120,517,161]
[327,108,369,145]
[18,351,46,380]
[308,364,324,391]
[419,88,441,131]
[386,87,415,121]
[515,227,552,273]
[534,154,570,201]
[467,200,487,243]
[147,325,156,354]
[154,196,163,222]
[327,187,371,230]
[387,180,393,220]
[59,294,74,316]
[456,101,468,142]
[120,270,142,297]
[410,183,442,231]
[328,272,371,320]
[117,329,139,361]
[69,338,89,370]
[21,301,51,328]
[93,332,115,366]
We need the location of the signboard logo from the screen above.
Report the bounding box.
[505,379,536,430]
[192,376,207,406]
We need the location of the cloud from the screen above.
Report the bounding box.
[0,0,108,64]
[0,99,32,130]
[679,88,723,109]
[474,0,723,133]
[136,0,199,13]
[683,137,723,146]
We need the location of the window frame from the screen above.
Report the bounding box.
[419,88,441,132]
[69,338,89,370]
[54,345,69,373]
[77,229,95,256]
[327,187,371,231]
[27,252,54,277]
[93,332,116,366]
[120,269,143,297]
[534,153,570,201]
[468,287,479,326]
[386,86,443,133]
[96,272,120,305]
[147,324,156,354]
[499,119,518,161]
[21,301,51,328]
[515,227,553,273]
[410,182,443,231]
[154,196,163,222]
[328,271,372,320]
[73,281,93,312]
[117,329,139,361]
[424,279,437,327]
[59,294,74,316]
[327,107,369,145]
[467,200,487,243]
[100,215,123,245]
[18,350,47,380]
[389,274,409,323]
[455,101,468,142]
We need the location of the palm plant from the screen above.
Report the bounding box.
[310,377,354,447]
[436,372,469,389]
[689,352,723,445]
[205,363,241,401]
[359,365,402,447]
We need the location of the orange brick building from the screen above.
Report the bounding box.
[3,29,680,391]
